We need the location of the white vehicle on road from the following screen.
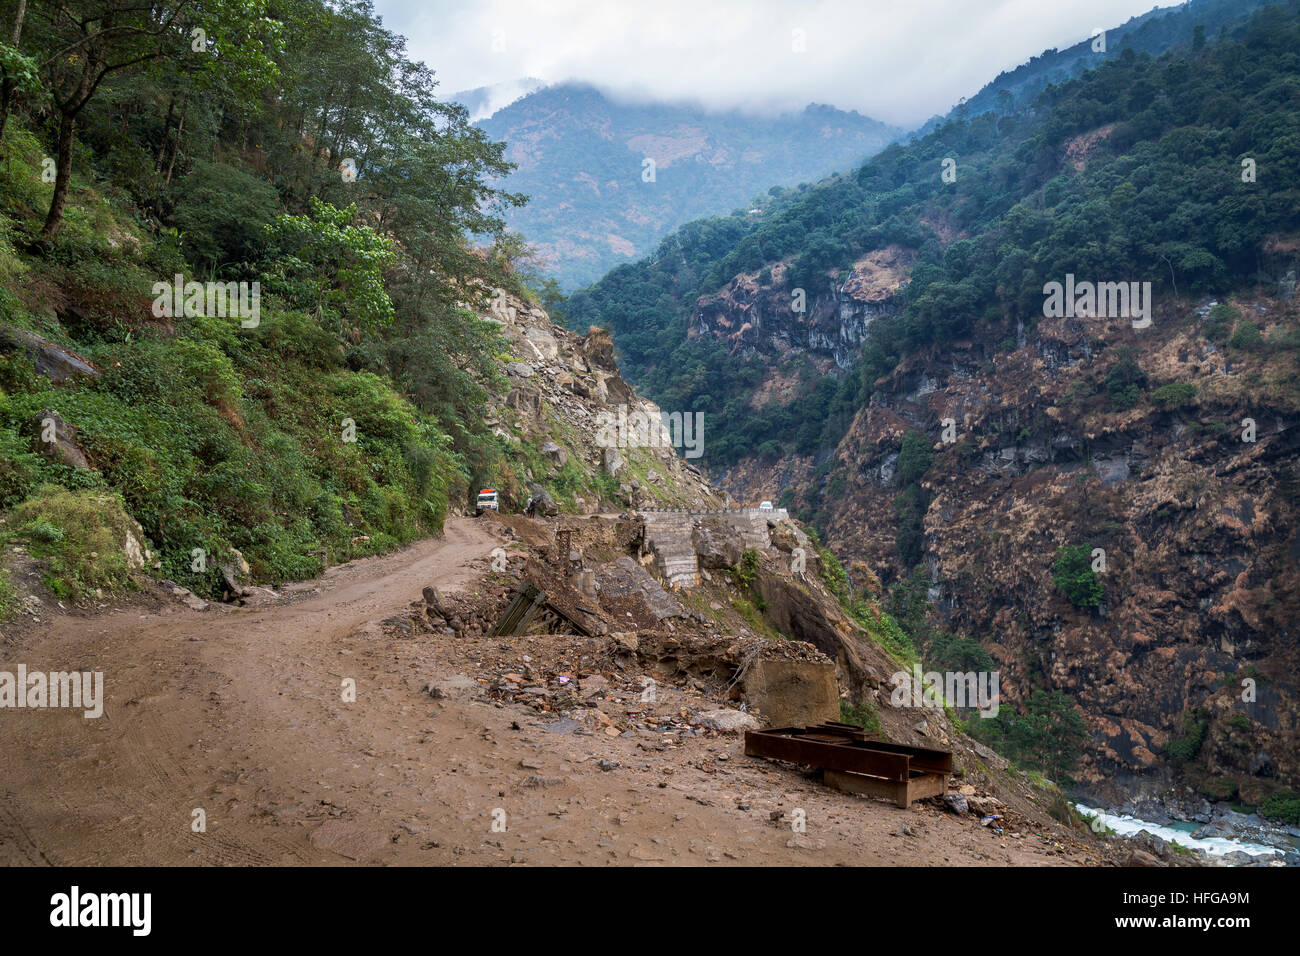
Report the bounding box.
[758,500,773,512]
[475,489,499,516]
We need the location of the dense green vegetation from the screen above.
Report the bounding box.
[952,0,1279,122]
[965,689,1092,783]
[893,429,934,569]
[1259,788,1300,824]
[567,2,1300,483]
[814,535,916,665]
[1052,545,1105,609]
[1167,710,1211,763]
[0,0,536,598]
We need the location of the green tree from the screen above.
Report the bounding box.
[897,429,935,485]
[27,0,281,244]
[1052,544,1103,608]
[1012,689,1090,781]
[263,198,397,335]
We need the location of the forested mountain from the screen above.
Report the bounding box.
[474,83,902,289]
[916,0,1280,132]
[568,0,1300,467]
[567,0,1300,795]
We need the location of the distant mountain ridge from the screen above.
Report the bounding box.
[450,78,545,122]
[910,0,1280,138]
[472,82,903,289]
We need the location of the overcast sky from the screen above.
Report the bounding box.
[372,0,1185,126]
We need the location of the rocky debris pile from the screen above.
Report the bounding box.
[942,786,1006,819]
[597,556,686,625]
[435,633,772,743]
[392,583,518,639]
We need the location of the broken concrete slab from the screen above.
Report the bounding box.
[741,656,839,728]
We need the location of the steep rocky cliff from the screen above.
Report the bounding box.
[734,291,1300,804]
[690,246,914,371]
[482,292,722,513]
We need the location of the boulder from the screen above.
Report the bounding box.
[422,585,447,617]
[693,519,743,569]
[943,793,969,814]
[1,326,99,383]
[541,441,568,467]
[425,675,480,700]
[597,557,686,621]
[523,326,560,361]
[1126,850,1163,867]
[219,547,252,599]
[740,655,839,727]
[694,709,762,732]
[582,326,619,372]
[602,446,624,477]
[528,484,559,517]
[506,386,541,416]
[966,794,1004,816]
[31,409,91,469]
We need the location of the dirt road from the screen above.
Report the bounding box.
[0,518,1094,866]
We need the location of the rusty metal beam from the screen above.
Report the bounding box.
[744,730,913,782]
[743,726,953,781]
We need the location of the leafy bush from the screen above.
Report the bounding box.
[1203,303,1237,344]
[12,485,143,599]
[1228,320,1263,351]
[840,699,881,734]
[1151,381,1197,409]
[168,160,280,270]
[925,630,994,672]
[1166,711,1209,764]
[1103,348,1147,411]
[964,689,1090,783]
[1052,544,1103,608]
[1259,789,1300,825]
[896,429,935,485]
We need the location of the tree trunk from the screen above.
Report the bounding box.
[155,95,176,171]
[38,110,76,245]
[0,0,30,141]
[164,109,184,186]
[0,78,14,142]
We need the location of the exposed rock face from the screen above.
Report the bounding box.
[755,295,1300,797]
[482,295,720,512]
[641,508,789,588]
[691,246,915,369]
[754,566,879,705]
